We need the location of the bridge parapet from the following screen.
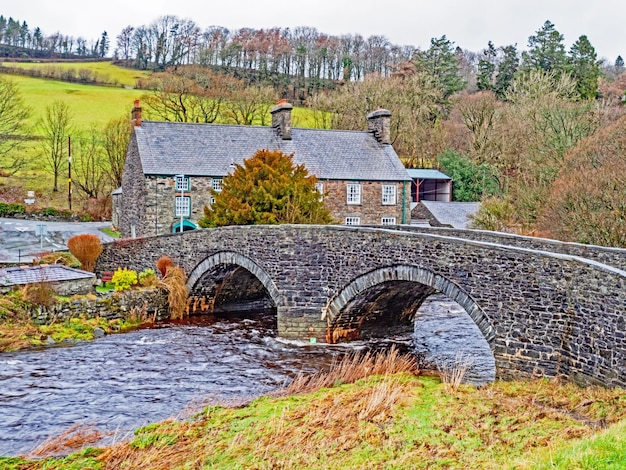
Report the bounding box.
[382,225,626,271]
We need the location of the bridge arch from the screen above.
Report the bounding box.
[324,265,495,344]
[187,251,283,311]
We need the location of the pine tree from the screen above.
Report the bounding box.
[568,35,601,100]
[615,55,625,68]
[99,31,109,58]
[494,45,519,98]
[414,35,466,99]
[476,41,497,92]
[199,149,333,227]
[523,20,567,73]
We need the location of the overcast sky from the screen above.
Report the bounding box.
[2,0,624,62]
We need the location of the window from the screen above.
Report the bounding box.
[212,178,223,192]
[382,184,397,205]
[315,182,324,197]
[347,183,361,204]
[175,196,191,217]
[381,217,396,225]
[209,196,216,205]
[175,175,189,191]
[345,217,361,226]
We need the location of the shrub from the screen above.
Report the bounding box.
[35,252,81,268]
[138,268,157,288]
[155,256,174,277]
[111,268,138,291]
[43,208,59,216]
[0,202,25,216]
[21,282,56,308]
[67,234,103,272]
[157,266,188,320]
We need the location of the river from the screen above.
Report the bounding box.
[0,295,494,456]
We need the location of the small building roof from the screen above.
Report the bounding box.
[406,169,451,180]
[421,201,481,229]
[0,264,95,287]
[134,121,411,182]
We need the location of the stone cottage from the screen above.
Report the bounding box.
[116,100,411,237]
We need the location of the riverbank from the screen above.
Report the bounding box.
[2,350,625,469]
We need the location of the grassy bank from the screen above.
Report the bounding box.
[1,349,625,469]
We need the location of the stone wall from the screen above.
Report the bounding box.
[30,288,169,324]
[120,133,146,238]
[96,225,626,388]
[323,180,410,225]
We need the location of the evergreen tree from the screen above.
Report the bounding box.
[494,45,519,98]
[98,31,109,57]
[568,35,601,100]
[615,55,625,68]
[476,41,497,91]
[523,20,567,73]
[199,149,333,227]
[414,35,466,99]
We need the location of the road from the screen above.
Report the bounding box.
[0,218,115,263]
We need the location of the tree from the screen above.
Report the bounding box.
[72,126,107,199]
[0,77,31,174]
[523,20,567,73]
[115,26,134,61]
[99,31,110,57]
[199,149,333,227]
[476,41,497,92]
[101,116,130,188]
[437,149,500,202]
[414,35,466,100]
[494,44,519,98]
[568,35,601,100]
[39,100,73,192]
[615,55,625,69]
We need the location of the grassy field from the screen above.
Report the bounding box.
[1,362,625,469]
[1,60,149,88]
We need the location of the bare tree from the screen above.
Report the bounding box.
[72,126,107,198]
[102,116,130,189]
[0,77,31,174]
[39,100,73,192]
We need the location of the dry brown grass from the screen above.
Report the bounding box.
[20,280,57,308]
[157,266,189,320]
[67,234,103,272]
[280,346,419,395]
[0,297,39,352]
[29,424,108,458]
[437,352,476,392]
[155,256,174,277]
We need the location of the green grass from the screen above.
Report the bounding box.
[2,73,142,127]
[6,373,626,469]
[1,60,150,88]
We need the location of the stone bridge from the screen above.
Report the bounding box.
[96,225,626,387]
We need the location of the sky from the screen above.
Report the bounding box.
[2,0,624,62]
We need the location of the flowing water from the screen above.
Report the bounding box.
[0,297,494,456]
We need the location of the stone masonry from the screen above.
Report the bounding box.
[96,225,626,388]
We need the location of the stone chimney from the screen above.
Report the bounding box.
[270,99,293,140]
[131,99,142,128]
[366,108,391,145]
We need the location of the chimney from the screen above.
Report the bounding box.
[131,99,142,127]
[366,108,391,145]
[270,99,293,140]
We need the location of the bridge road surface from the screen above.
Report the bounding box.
[0,218,114,263]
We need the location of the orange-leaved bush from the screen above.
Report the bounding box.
[67,234,102,272]
[156,255,174,277]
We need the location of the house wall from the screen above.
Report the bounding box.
[323,180,411,225]
[120,134,147,238]
[144,176,219,236]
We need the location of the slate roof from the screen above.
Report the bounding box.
[0,264,95,287]
[421,201,481,229]
[135,121,411,182]
[406,169,451,180]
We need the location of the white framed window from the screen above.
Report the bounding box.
[315,182,324,199]
[345,217,361,226]
[212,178,223,192]
[347,183,361,204]
[381,217,396,225]
[175,175,189,191]
[209,196,216,205]
[382,184,397,205]
[175,196,191,217]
